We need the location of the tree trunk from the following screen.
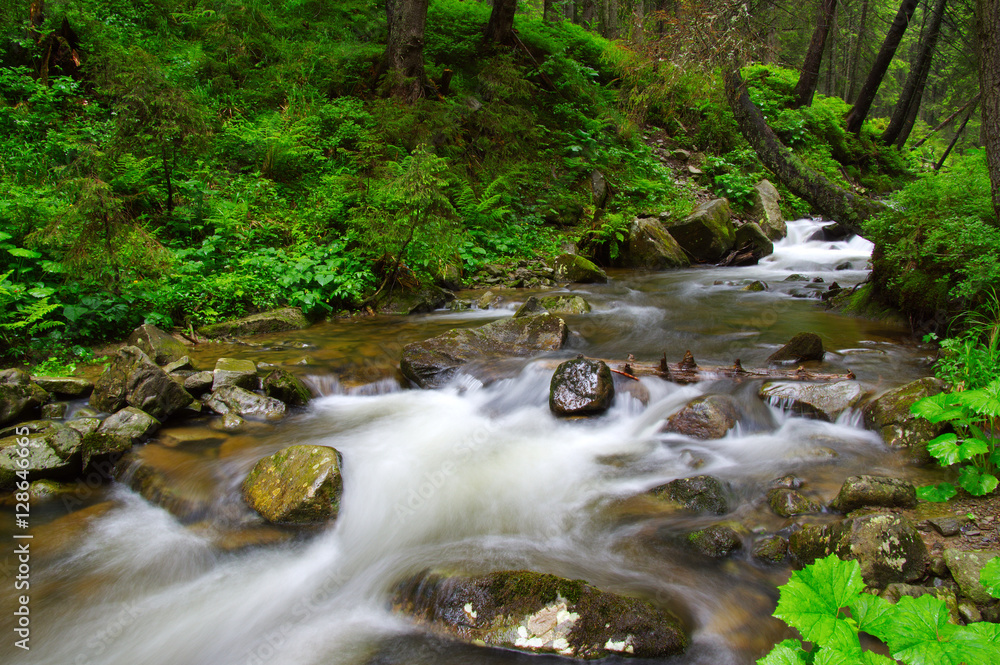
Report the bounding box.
[846,0,870,102]
[580,0,597,26]
[544,0,553,22]
[724,69,882,235]
[935,99,978,170]
[794,0,839,108]
[882,0,947,146]
[382,0,429,101]
[485,0,518,44]
[912,93,981,148]
[976,0,1000,222]
[845,0,920,134]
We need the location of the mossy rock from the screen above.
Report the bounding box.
[829,475,917,513]
[751,535,788,564]
[81,406,160,467]
[549,358,615,417]
[205,385,287,421]
[0,420,82,489]
[759,381,864,421]
[197,307,310,338]
[660,394,738,440]
[649,475,729,514]
[665,198,735,262]
[378,285,455,315]
[553,254,608,284]
[392,569,688,659]
[30,376,94,398]
[127,323,188,365]
[741,280,768,292]
[943,549,1000,604]
[0,369,50,427]
[90,346,193,420]
[863,377,949,450]
[766,488,822,517]
[212,357,259,391]
[400,314,568,389]
[751,179,786,240]
[687,524,743,558]
[620,217,689,269]
[735,222,774,259]
[241,445,343,524]
[262,369,311,407]
[766,332,824,365]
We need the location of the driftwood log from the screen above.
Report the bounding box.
[542,351,855,385]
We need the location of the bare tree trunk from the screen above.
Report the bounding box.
[580,0,596,25]
[912,93,981,148]
[485,0,518,44]
[935,99,978,170]
[845,0,920,134]
[847,0,870,102]
[882,0,947,146]
[794,0,839,107]
[976,0,1000,222]
[382,0,429,102]
[724,69,882,235]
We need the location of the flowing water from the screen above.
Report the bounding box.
[3,220,939,665]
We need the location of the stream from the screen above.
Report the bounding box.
[3,219,938,665]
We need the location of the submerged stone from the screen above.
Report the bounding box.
[649,475,729,514]
[242,445,343,524]
[661,394,738,440]
[766,488,822,517]
[549,358,615,417]
[687,524,743,558]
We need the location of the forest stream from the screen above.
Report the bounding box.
[3,220,945,665]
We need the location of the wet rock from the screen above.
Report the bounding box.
[829,475,917,513]
[553,254,608,284]
[735,222,774,260]
[549,358,615,417]
[751,180,786,240]
[242,445,343,524]
[66,417,101,437]
[928,515,967,537]
[378,285,455,315]
[400,314,568,389]
[665,199,735,262]
[205,386,287,421]
[393,569,688,659]
[766,332,824,365]
[212,357,259,391]
[157,427,228,448]
[30,375,94,398]
[784,274,808,281]
[162,356,193,374]
[944,549,999,604]
[741,280,768,292]
[687,524,743,558]
[514,295,591,319]
[81,406,160,466]
[649,475,729,514]
[90,346,193,420]
[661,394,738,440]
[752,535,788,564]
[197,307,310,338]
[766,488,821,517]
[0,369,50,426]
[620,217,689,269]
[759,381,863,421]
[184,371,215,396]
[127,324,188,365]
[789,513,928,588]
[477,290,502,310]
[881,584,960,624]
[41,402,68,419]
[0,420,82,489]
[769,474,804,490]
[261,369,312,407]
[863,377,949,450]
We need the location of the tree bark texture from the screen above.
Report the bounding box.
[882,0,947,146]
[794,0,838,108]
[485,0,518,45]
[724,70,883,235]
[382,0,429,102]
[976,0,1000,222]
[846,0,870,102]
[845,0,920,134]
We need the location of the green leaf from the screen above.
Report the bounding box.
[757,640,808,665]
[62,305,89,323]
[774,554,864,655]
[8,247,42,259]
[956,388,1000,417]
[957,466,999,496]
[916,483,957,502]
[27,287,55,298]
[0,231,12,242]
[957,437,991,461]
[881,595,963,665]
[981,556,1000,599]
[926,433,962,465]
[911,392,964,423]
[849,592,894,641]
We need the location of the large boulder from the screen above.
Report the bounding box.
[393,569,688,659]
[205,386,287,421]
[660,394,738,439]
[734,222,774,260]
[0,369,49,426]
[759,381,864,421]
[828,475,917,513]
[261,369,311,407]
[400,314,569,389]
[767,489,822,517]
[378,285,455,315]
[943,549,1000,604]
[212,357,259,391]
[242,445,343,524]
[751,179,786,240]
[620,217,689,269]
[198,307,309,338]
[687,524,743,558]
[127,324,188,365]
[0,420,82,489]
[90,346,193,420]
[766,332,825,365]
[789,513,928,588]
[863,377,949,449]
[513,295,591,319]
[664,199,736,262]
[553,254,608,284]
[81,406,160,467]
[549,358,615,417]
[30,375,93,398]
[648,475,729,514]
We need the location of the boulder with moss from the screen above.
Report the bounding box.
[127,324,188,365]
[766,332,825,365]
[664,199,735,262]
[619,217,689,269]
[30,375,94,398]
[198,307,310,338]
[648,475,729,514]
[90,346,193,420]
[828,475,917,513]
[759,381,863,421]
[661,394,738,439]
[553,254,608,284]
[81,406,160,467]
[262,369,312,407]
[751,179,786,240]
[0,369,50,426]
[0,420,82,489]
[242,445,343,524]
[393,569,687,659]
[205,386,287,421]
[863,377,949,450]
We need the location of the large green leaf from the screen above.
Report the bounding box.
[957,466,999,496]
[883,595,998,665]
[849,592,894,639]
[774,554,865,655]
[8,247,42,259]
[910,392,964,423]
[956,388,1000,417]
[757,640,808,665]
[957,437,991,461]
[980,556,1000,599]
[916,482,957,502]
[926,433,961,465]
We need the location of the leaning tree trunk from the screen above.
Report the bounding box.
[845,0,920,134]
[724,69,883,235]
[976,0,1000,222]
[382,0,429,102]
[794,0,838,108]
[882,0,947,146]
[846,0,870,102]
[485,0,518,45]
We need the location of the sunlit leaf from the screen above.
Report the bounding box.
[910,392,964,423]
[774,554,864,655]
[757,640,808,665]
[926,433,961,465]
[916,483,957,502]
[957,466,999,496]
[980,557,1000,600]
